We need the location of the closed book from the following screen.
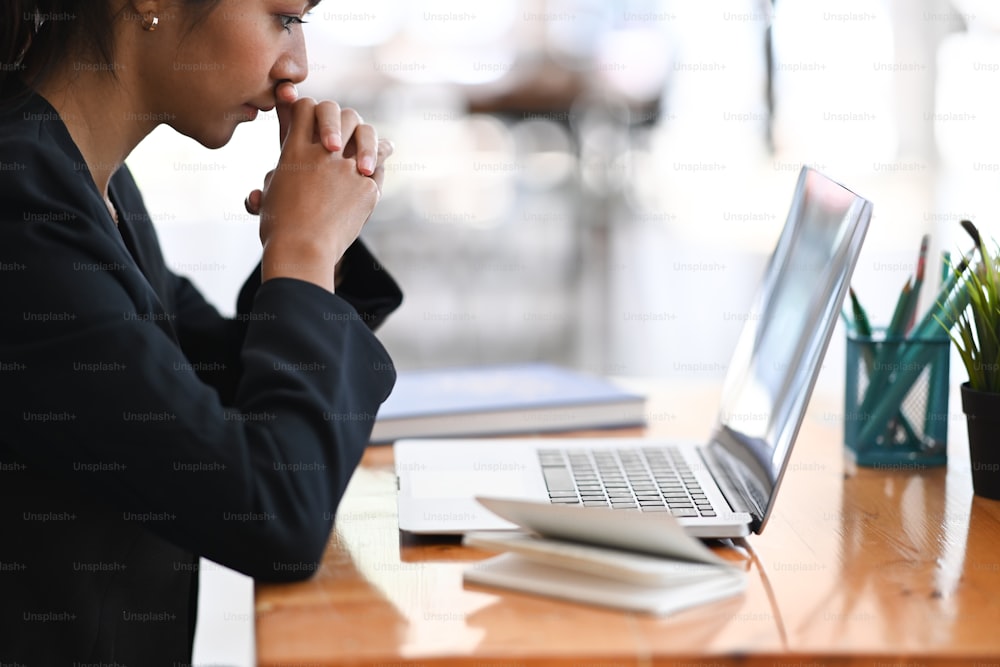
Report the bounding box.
[371,363,646,443]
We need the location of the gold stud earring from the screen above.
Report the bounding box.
[141,13,159,31]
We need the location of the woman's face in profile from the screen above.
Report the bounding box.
[138,0,312,148]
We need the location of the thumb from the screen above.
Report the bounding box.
[275,82,299,148]
[244,189,262,216]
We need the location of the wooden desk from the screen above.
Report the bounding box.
[255,380,1000,666]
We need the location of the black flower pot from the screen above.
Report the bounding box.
[961,382,1000,500]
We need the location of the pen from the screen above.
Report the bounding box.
[850,283,919,449]
[885,278,913,340]
[923,249,953,447]
[866,283,925,449]
[873,276,919,447]
[848,287,876,372]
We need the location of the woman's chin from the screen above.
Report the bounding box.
[192,127,238,150]
[172,118,241,150]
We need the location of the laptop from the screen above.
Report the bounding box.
[394,166,872,538]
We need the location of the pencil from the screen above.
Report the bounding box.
[885,279,913,340]
[857,256,973,445]
[848,287,872,337]
[923,249,953,448]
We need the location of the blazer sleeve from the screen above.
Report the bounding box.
[0,141,396,582]
[174,239,402,405]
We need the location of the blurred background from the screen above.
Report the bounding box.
[124,0,1000,663]
[131,0,1000,383]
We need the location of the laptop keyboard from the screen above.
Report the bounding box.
[537,447,718,518]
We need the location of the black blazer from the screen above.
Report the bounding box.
[0,88,402,665]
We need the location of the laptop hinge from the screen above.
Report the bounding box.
[700,445,764,531]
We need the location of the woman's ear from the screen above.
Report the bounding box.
[127,0,164,31]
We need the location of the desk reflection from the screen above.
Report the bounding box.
[829,468,970,647]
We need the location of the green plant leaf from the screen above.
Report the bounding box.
[944,237,1000,393]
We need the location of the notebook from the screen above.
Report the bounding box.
[462,497,746,615]
[395,166,873,538]
[370,363,646,444]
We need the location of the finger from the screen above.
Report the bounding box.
[370,163,385,194]
[366,139,393,193]
[276,103,293,149]
[338,109,365,160]
[275,82,299,148]
[375,138,394,168]
[276,81,298,104]
[244,189,262,215]
[350,124,378,175]
[285,97,318,149]
[338,108,364,146]
[315,100,343,152]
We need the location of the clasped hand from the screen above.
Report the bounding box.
[245,82,393,292]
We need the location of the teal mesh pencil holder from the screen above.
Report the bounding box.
[844,329,949,468]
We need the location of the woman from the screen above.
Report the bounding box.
[0,0,401,663]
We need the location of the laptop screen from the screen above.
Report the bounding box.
[710,167,872,530]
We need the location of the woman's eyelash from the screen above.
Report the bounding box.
[278,15,308,32]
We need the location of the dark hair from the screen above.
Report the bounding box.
[1,1,219,100]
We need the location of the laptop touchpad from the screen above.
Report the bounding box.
[410,471,535,499]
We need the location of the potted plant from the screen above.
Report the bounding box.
[942,222,1000,499]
